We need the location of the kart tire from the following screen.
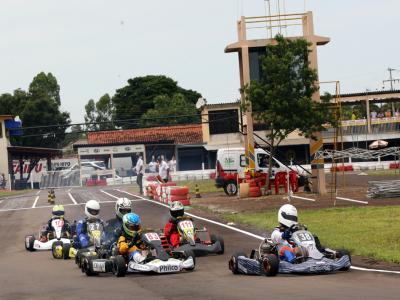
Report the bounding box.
[261,254,279,277]
[337,249,351,271]
[184,250,196,271]
[113,256,127,277]
[211,234,225,255]
[229,252,247,275]
[75,249,85,268]
[62,243,71,260]
[25,235,35,251]
[52,241,64,259]
[82,257,98,276]
[223,180,238,196]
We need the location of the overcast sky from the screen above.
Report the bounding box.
[1,0,399,123]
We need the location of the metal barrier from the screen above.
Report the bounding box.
[40,170,80,189]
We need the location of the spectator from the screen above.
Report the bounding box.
[385,110,392,118]
[395,110,400,118]
[371,110,377,119]
[168,156,177,173]
[0,173,5,189]
[157,157,169,183]
[351,111,357,120]
[377,112,384,118]
[148,156,157,173]
[135,154,144,195]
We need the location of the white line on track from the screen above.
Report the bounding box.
[68,193,77,204]
[0,200,3,205]
[31,196,39,208]
[118,189,400,276]
[100,189,120,199]
[336,197,368,205]
[0,200,119,213]
[36,191,40,195]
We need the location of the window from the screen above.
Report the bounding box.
[209,109,239,134]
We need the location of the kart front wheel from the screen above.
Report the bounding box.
[82,257,98,276]
[211,234,225,255]
[261,254,279,277]
[229,252,247,275]
[184,250,196,271]
[62,243,71,259]
[113,256,127,277]
[52,241,63,259]
[25,235,35,251]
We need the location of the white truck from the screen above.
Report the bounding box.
[215,147,304,195]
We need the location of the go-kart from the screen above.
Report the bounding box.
[229,224,351,276]
[162,217,224,257]
[72,220,107,267]
[81,231,195,277]
[25,218,72,259]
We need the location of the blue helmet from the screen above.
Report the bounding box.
[122,213,141,237]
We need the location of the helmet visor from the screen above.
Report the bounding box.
[52,210,65,216]
[87,207,100,216]
[119,207,131,215]
[127,223,141,231]
[171,209,184,219]
[281,212,298,222]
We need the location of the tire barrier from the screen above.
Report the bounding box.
[144,181,191,206]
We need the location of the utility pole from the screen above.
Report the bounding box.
[383,68,400,114]
[383,68,400,91]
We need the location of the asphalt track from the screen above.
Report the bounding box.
[0,186,399,300]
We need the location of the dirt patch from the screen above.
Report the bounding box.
[188,172,400,271]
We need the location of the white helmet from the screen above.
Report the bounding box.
[169,201,184,219]
[278,204,298,228]
[85,200,100,219]
[115,197,132,219]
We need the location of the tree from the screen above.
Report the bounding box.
[244,35,335,189]
[112,75,201,128]
[140,93,200,127]
[84,94,115,131]
[0,72,70,148]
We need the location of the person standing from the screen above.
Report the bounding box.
[148,156,157,173]
[157,157,169,183]
[135,154,144,195]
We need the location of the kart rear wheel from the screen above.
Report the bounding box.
[337,249,351,271]
[113,256,127,277]
[184,250,196,271]
[261,254,279,277]
[211,234,225,255]
[229,252,247,275]
[62,243,71,259]
[25,235,35,251]
[224,180,238,196]
[82,257,98,276]
[52,241,63,259]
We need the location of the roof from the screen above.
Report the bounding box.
[86,124,203,146]
[8,146,62,158]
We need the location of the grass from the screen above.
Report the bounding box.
[223,206,400,263]
[366,169,400,176]
[0,189,33,198]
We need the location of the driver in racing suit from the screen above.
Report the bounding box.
[75,200,103,249]
[164,201,192,248]
[39,205,71,242]
[117,213,147,262]
[102,197,132,249]
[271,204,302,263]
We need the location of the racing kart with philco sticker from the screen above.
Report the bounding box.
[162,217,224,257]
[81,231,195,277]
[25,218,72,259]
[229,224,351,276]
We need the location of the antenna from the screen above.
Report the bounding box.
[383,67,400,90]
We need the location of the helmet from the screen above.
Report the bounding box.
[122,213,141,237]
[115,197,132,219]
[278,204,298,228]
[52,205,65,217]
[169,201,184,219]
[85,200,100,219]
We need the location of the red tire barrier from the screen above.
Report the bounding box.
[169,187,189,195]
[249,186,261,197]
[169,195,189,202]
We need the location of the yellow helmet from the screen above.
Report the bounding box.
[52,205,65,217]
